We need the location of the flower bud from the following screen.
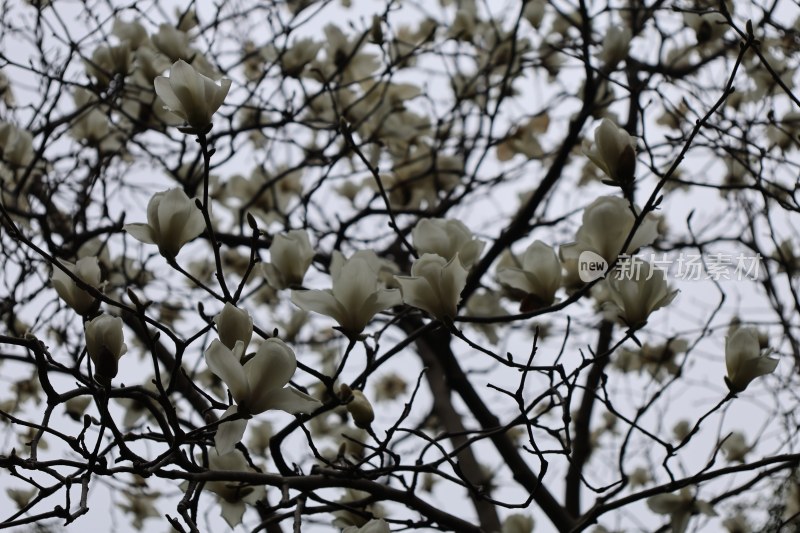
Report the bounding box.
[583,118,637,186]
[598,25,631,68]
[342,385,374,429]
[123,188,206,260]
[51,257,103,315]
[85,43,132,88]
[214,303,253,350]
[85,314,127,385]
[606,258,678,330]
[154,59,231,131]
[725,327,778,393]
[262,230,314,289]
[497,240,562,309]
[395,253,469,321]
[64,396,92,421]
[501,513,534,533]
[411,218,485,270]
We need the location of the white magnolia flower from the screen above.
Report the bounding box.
[112,18,148,50]
[721,432,750,463]
[646,488,716,533]
[673,420,691,441]
[598,25,632,68]
[721,512,750,533]
[411,218,486,270]
[501,513,534,533]
[560,195,659,267]
[395,253,469,321]
[151,24,190,61]
[6,487,37,509]
[51,257,103,315]
[629,467,651,487]
[291,254,401,336]
[119,492,160,529]
[262,230,315,289]
[522,0,545,28]
[583,119,637,185]
[85,314,127,384]
[497,240,562,308]
[204,449,266,527]
[684,11,728,44]
[606,258,678,329]
[0,122,34,167]
[124,188,205,260]
[724,327,778,393]
[279,38,323,77]
[154,59,231,130]
[343,519,391,533]
[64,395,92,421]
[205,337,320,454]
[333,489,386,529]
[214,302,253,350]
[85,43,131,88]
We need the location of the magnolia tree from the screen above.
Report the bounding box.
[2,0,800,531]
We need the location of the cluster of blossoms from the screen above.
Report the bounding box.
[13,0,795,530]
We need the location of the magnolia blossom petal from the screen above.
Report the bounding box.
[671,512,691,533]
[219,499,247,528]
[169,59,203,110]
[215,405,248,455]
[367,288,402,317]
[243,339,297,413]
[439,255,469,314]
[647,494,684,514]
[395,276,436,315]
[332,257,377,311]
[214,303,253,350]
[291,289,345,324]
[725,327,779,392]
[205,340,249,404]
[210,79,232,114]
[153,77,186,119]
[124,223,157,244]
[257,387,321,414]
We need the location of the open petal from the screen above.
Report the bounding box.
[671,511,691,533]
[367,288,402,316]
[440,255,469,313]
[219,500,247,528]
[395,276,436,316]
[205,339,249,404]
[169,60,203,109]
[157,189,192,243]
[647,494,683,514]
[123,223,156,245]
[258,386,321,414]
[497,267,532,293]
[208,78,231,113]
[243,338,297,413]
[180,203,206,244]
[627,213,660,253]
[153,77,184,116]
[292,289,344,324]
[215,405,248,455]
[745,355,779,380]
[332,257,377,311]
